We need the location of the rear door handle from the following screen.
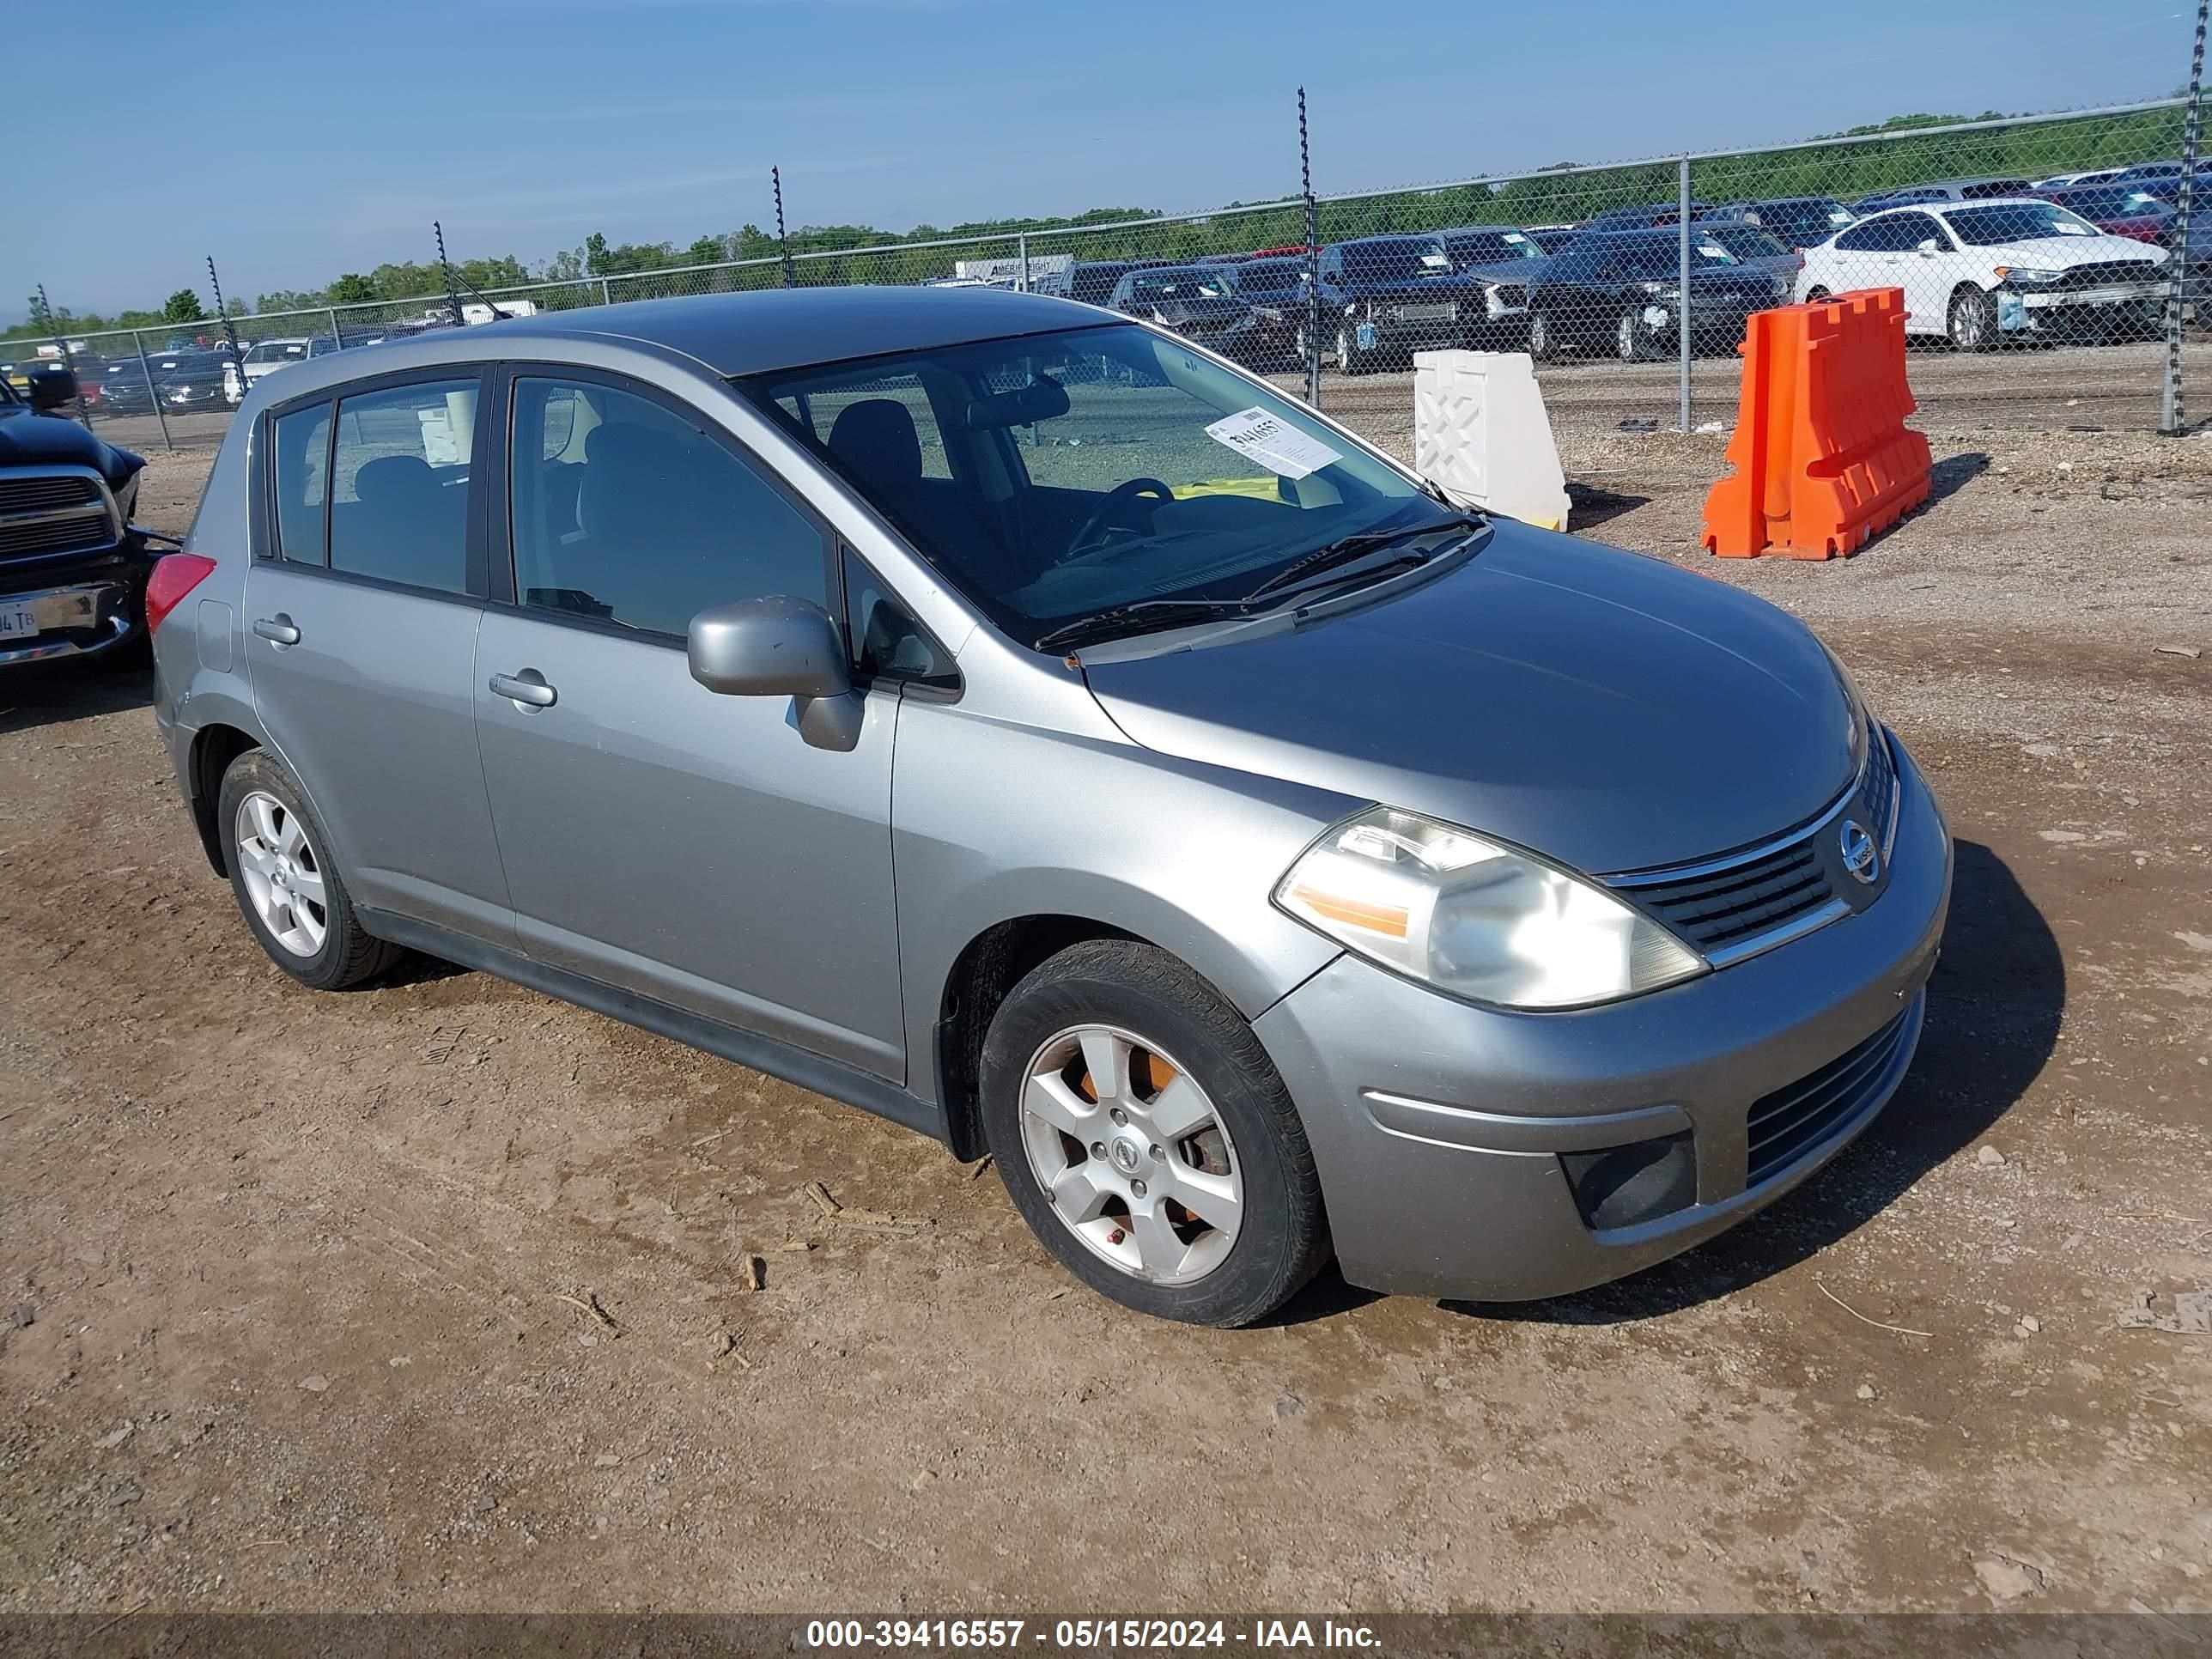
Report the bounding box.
[489,669,557,708]
[252,615,300,646]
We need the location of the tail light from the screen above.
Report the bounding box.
[144,554,217,636]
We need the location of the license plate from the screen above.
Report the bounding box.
[0,601,40,640]
[1393,304,1454,322]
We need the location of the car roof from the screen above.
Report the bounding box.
[1334,232,1443,248]
[450,286,1115,377]
[1436,224,1525,237]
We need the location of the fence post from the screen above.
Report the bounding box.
[33,284,93,430]
[327,307,343,350]
[1017,232,1030,293]
[1299,88,1321,406]
[1678,156,1692,434]
[774,167,794,289]
[131,329,173,453]
[600,276,612,305]
[2163,0,2207,436]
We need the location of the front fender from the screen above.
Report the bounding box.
[890,699,1354,1109]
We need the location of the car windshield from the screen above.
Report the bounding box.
[1444,231,1540,266]
[1232,258,1304,297]
[2062,187,2169,219]
[1598,236,1741,277]
[1946,203,2101,246]
[741,323,1460,647]
[1342,240,1451,281]
[246,341,308,364]
[1127,270,1232,302]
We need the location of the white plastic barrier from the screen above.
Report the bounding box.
[1411,350,1572,532]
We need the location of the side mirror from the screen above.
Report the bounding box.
[1917,239,1940,253]
[26,363,78,411]
[686,594,862,752]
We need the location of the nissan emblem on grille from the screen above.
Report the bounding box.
[1838,819,1881,885]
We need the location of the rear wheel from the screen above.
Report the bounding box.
[217,750,404,991]
[1528,309,1562,362]
[978,940,1329,1327]
[1804,286,1832,305]
[1948,286,1998,352]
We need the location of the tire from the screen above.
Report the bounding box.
[1528,309,1561,362]
[1335,321,1372,377]
[1616,304,1660,363]
[216,749,404,991]
[1948,286,1998,352]
[1804,287,1832,306]
[978,939,1329,1327]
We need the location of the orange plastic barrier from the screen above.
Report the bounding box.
[1700,288,1932,560]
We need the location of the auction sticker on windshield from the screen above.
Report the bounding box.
[1203,407,1341,480]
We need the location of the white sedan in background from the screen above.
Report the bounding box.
[1796,198,2168,350]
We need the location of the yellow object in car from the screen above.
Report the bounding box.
[1170,477,1286,503]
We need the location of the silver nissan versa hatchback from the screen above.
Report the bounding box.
[150,287,1950,1326]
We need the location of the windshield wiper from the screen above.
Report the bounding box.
[1034,598,1267,653]
[1241,512,1487,603]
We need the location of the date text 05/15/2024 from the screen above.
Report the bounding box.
[802,1618,1382,1650]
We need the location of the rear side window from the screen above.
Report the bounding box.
[328,380,477,595]
[509,376,830,636]
[270,403,331,566]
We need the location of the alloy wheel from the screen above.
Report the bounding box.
[1018,1024,1243,1285]
[234,790,328,957]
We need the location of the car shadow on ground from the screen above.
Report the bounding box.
[1565,482,1651,533]
[1924,450,1991,508]
[0,660,153,736]
[1280,839,2061,1328]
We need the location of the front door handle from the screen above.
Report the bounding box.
[489,669,557,708]
[252,615,300,646]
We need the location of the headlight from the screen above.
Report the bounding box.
[1996,266,2063,284]
[1274,807,1705,1010]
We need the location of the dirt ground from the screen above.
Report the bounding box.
[2,398,2209,1619]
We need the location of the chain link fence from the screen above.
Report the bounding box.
[9,96,2204,459]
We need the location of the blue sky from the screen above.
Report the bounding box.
[11,0,2201,315]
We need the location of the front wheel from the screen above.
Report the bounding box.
[1948,286,1999,352]
[1528,309,1562,362]
[1335,320,1374,376]
[978,940,1329,1327]
[1617,305,1662,362]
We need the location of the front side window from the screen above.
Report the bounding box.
[509,376,829,636]
[270,402,331,565]
[328,379,477,594]
[742,322,1457,648]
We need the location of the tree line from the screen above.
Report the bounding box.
[9,102,2185,346]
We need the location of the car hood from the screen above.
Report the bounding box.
[0,408,143,491]
[1080,521,1859,875]
[1347,272,1503,301]
[1985,232,2166,267]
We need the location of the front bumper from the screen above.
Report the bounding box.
[0,574,143,666]
[1999,280,2166,331]
[1254,736,1952,1301]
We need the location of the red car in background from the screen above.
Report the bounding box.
[2032,183,2179,247]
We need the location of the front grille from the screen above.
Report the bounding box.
[1746,1003,1917,1186]
[0,513,114,562]
[1608,722,1901,963]
[0,475,99,515]
[1626,837,1837,956]
[2052,261,2161,291]
[1864,727,1899,849]
[1389,301,1455,323]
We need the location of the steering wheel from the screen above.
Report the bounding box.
[1061,478,1176,564]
